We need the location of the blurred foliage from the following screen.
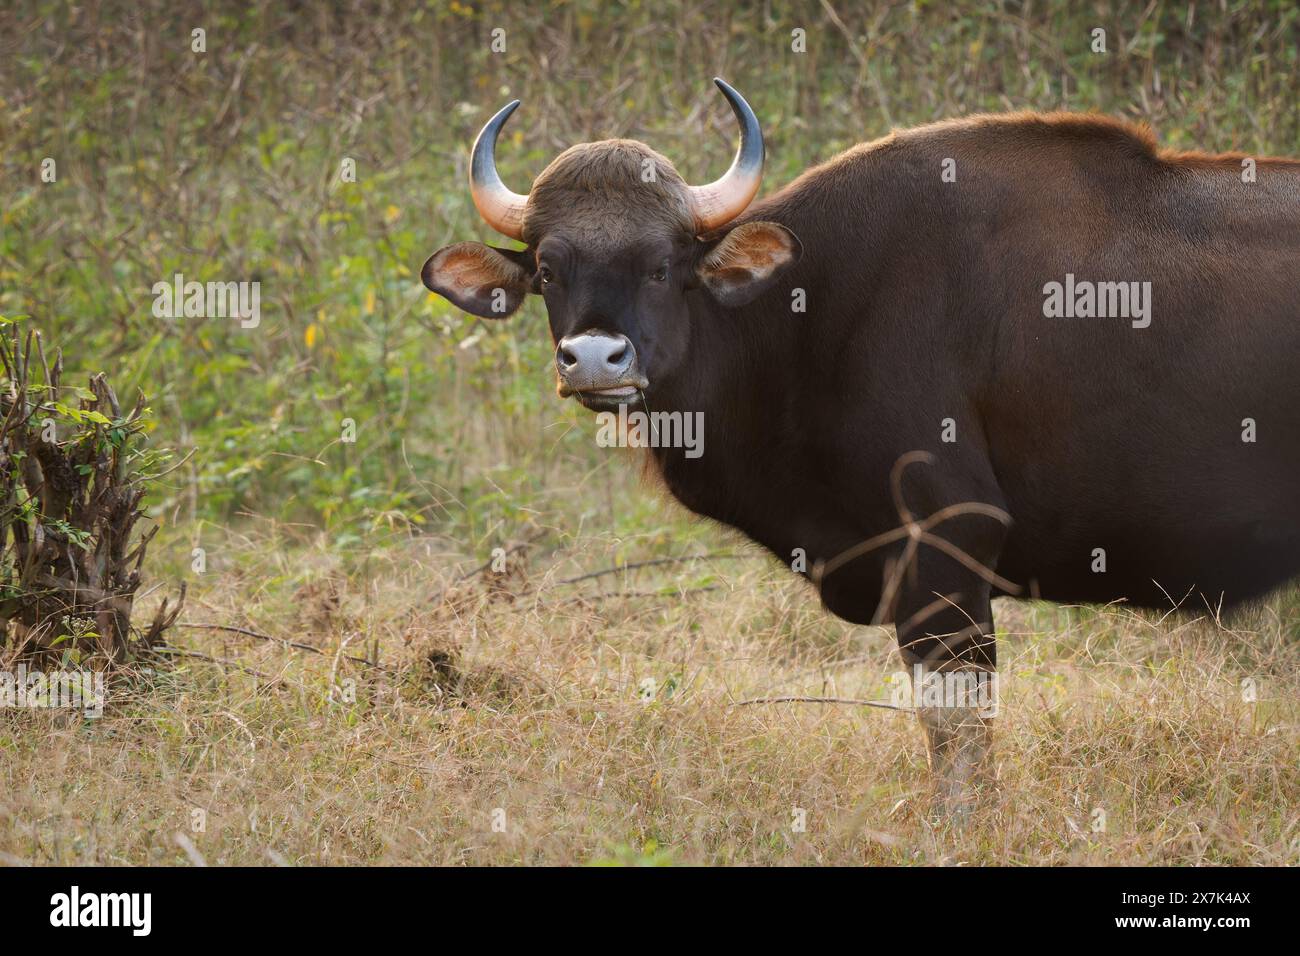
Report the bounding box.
[0,0,1295,550]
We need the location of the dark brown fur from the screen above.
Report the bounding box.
[429,111,1300,672]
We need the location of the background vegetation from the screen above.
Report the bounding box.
[0,0,1295,865]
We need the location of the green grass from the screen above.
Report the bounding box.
[2,0,1296,543]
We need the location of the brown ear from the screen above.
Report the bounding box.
[697,221,802,308]
[421,242,534,318]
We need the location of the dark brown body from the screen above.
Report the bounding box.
[649,114,1300,666]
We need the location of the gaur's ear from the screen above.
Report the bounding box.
[421,242,535,318]
[696,221,802,308]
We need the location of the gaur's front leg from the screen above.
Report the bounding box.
[891,512,1004,818]
[913,672,995,814]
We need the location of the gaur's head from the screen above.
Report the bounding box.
[422,79,801,411]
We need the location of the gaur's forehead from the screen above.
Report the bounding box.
[522,139,695,246]
[537,228,682,270]
[535,208,686,257]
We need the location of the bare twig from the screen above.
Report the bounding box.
[176,621,392,672]
[151,646,286,686]
[554,552,756,587]
[734,695,910,712]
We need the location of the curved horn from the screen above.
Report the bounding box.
[688,78,765,232]
[469,99,529,240]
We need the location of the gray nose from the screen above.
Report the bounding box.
[556,332,634,383]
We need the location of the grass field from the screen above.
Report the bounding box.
[0,1,1297,865]
[4,521,1297,865]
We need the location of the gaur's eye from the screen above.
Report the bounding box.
[650,266,668,282]
[539,266,554,285]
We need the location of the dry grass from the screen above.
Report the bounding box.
[2,519,1295,866]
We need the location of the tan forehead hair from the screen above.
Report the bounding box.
[522,140,695,244]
